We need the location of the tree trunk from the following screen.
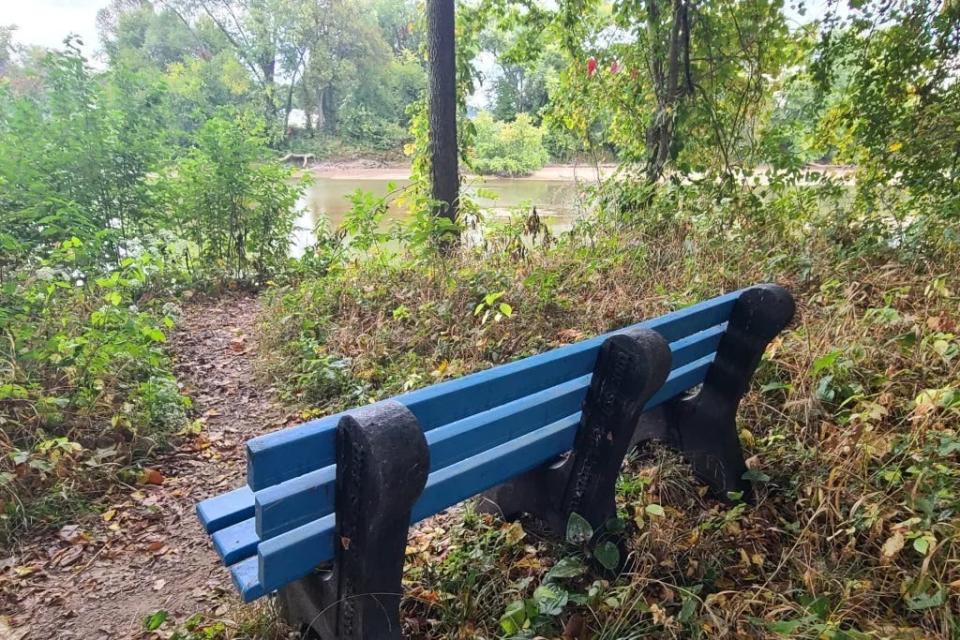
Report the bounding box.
[314,86,326,132]
[644,0,691,184]
[427,0,459,232]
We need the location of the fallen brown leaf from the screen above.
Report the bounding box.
[562,613,586,640]
[141,468,165,485]
[0,617,30,640]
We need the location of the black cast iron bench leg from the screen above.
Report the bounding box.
[633,283,796,499]
[278,401,429,639]
[478,327,672,542]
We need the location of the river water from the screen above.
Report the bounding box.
[291,174,594,254]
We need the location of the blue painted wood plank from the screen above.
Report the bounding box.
[426,374,590,472]
[196,485,254,534]
[255,465,336,539]
[246,291,741,490]
[212,516,259,565]
[643,293,737,342]
[246,412,351,492]
[257,513,337,595]
[411,412,582,523]
[228,555,265,603]
[670,324,725,369]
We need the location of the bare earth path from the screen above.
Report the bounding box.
[3,295,291,639]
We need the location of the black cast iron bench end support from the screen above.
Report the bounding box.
[479,327,673,539]
[635,283,796,500]
[278,401,429,640]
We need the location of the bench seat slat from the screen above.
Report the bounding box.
[197,485,254,534]
[257,411,583,594]
[245,291,742,490]
[212,517,259,565]
[229,555,266,603]
[257,512,337,596]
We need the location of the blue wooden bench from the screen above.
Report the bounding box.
[197,284,793,639]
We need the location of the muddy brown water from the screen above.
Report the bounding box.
[291,175,594,254]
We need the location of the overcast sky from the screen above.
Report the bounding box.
[3,0,109,59]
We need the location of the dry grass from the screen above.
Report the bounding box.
[257,196,960,638]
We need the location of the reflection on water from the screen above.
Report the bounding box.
[291,175,589,255]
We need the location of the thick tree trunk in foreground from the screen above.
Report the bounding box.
[427,0,459,231]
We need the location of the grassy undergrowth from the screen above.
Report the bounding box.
[0,249,189,545]
[253,171,960,639]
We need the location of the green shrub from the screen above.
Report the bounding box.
[0,240,187,543]
[340,99,410,151]
[470,112,550,177]
[163,110,304,282]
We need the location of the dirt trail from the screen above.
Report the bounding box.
[5,295,290,639]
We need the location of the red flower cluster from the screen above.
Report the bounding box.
[587,57,623,77]
[587,57,598,76]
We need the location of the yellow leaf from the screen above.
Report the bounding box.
[102,509,116,522]
[882,531,905,560]
[503,521,526,544]
[888,141,903,152]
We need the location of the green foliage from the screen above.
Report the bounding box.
[0,36,305,547]
[813,0,959,235]
[164,110,303,281]
[0,240,187,543]
[470,112,549,176]
[0,41,169,272]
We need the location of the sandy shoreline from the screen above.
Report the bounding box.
[301,159,617,182]
[298,159,856,182]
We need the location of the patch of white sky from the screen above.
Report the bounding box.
[2,0,110,65]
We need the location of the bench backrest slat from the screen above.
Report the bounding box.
[245,290,742,490]
[255,465,335,539]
